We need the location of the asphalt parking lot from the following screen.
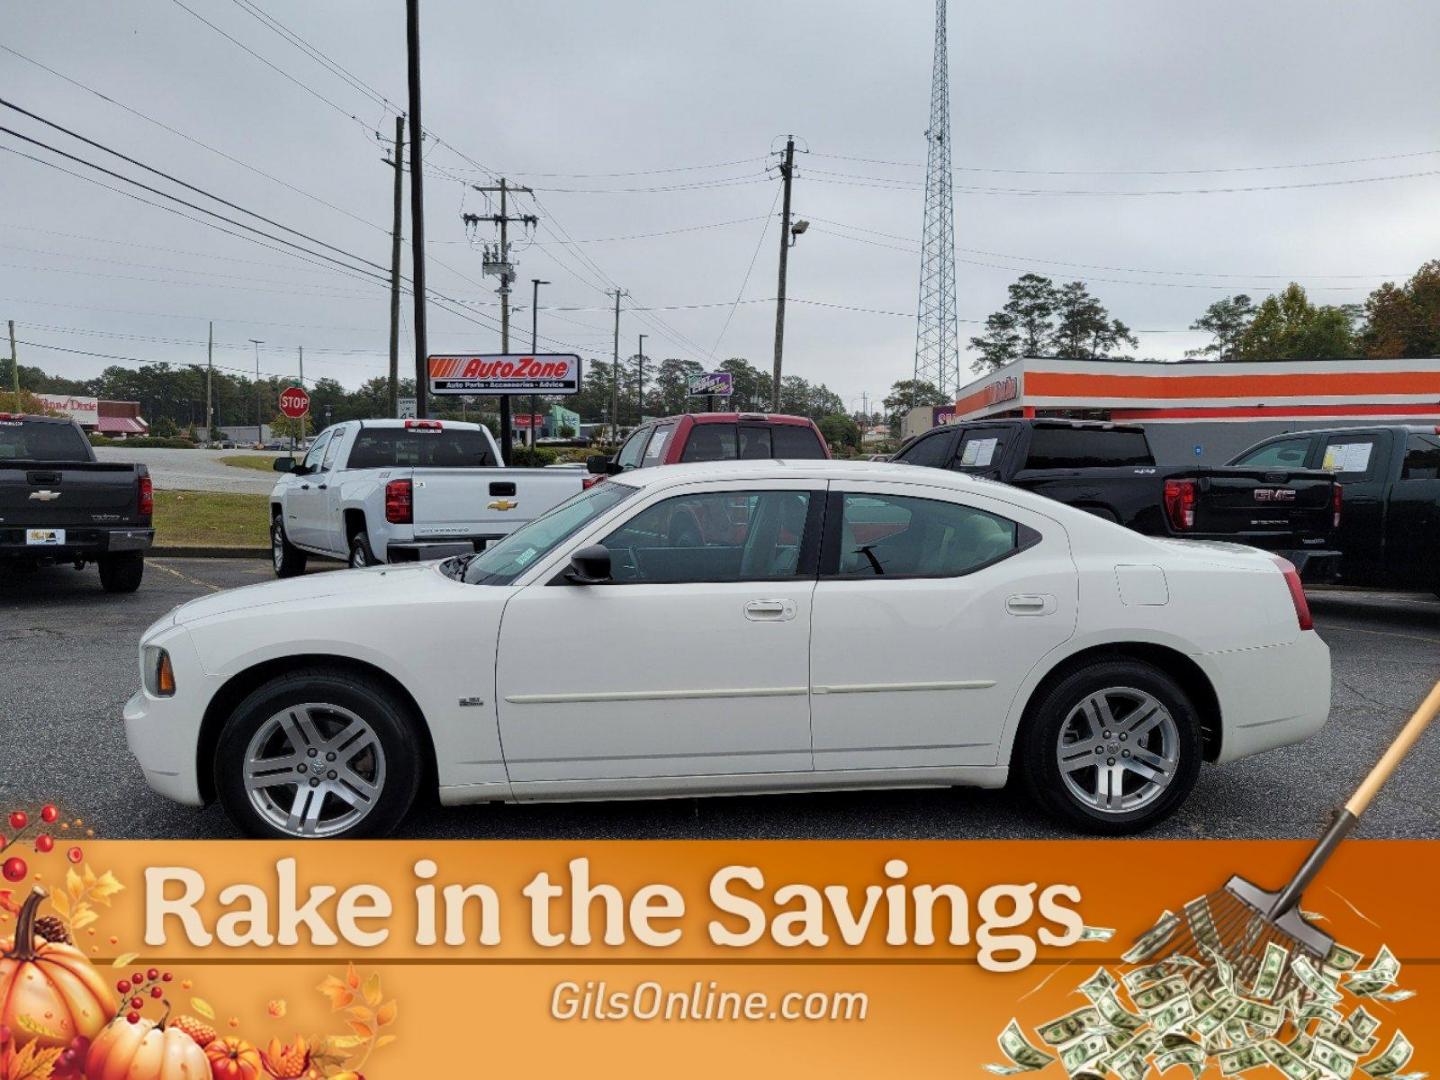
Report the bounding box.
[2,558,1436,840]
[93,446,279,494]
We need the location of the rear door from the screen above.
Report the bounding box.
[1382,432,1439,588]
[1315,430,1389,580]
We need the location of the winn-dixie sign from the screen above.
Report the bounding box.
[428,353,581,396]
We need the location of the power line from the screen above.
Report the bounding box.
[811,146,1440,176]
[805,168,1440,196]
[710,191,781,358]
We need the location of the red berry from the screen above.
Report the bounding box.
[130,996,143,1010]
[161,972,173,982]
[116,980,131,994]
[147,967,159,981]
[150,987,162,999]
[40,805,58,824]
[1,857,26,883]
[8,812,26,831]
[131,972,143,985]
[66,846,83,864]
[35,835,54,853]
[126,1012,140,1025]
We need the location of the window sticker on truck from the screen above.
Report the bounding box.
[1322,442,1373,474]
[961,437,998,466]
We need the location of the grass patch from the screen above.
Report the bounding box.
[219,454,282,472]
[153,490,269,548]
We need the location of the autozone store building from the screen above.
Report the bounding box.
[913,357,1440,465]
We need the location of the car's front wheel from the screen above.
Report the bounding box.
[214,669,423,839]
[1015,660,1201,835]
[272,515,307,578]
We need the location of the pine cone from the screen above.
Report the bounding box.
[33,915,70,944]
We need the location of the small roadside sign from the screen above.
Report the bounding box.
[397,396,418,419]
[688,371,733,397]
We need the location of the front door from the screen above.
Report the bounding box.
[284,431,332,549]
[494,481,822,785]
[808,480,1077,771]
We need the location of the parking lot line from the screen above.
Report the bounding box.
[1315,621,1440,647]
[148,558,225,593]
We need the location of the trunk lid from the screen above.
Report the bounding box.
[0,464,144,527]
[1189,468,1336,541]
[408,468,585,540]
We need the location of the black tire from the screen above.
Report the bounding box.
[348,527,377,568]
[214,668,423,839]
[97,552,144,593]
[1014,659,1202,835]
[271,514,307,578]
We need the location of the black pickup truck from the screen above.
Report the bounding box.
[893,418,1342,576]
[0,414,154,592]
[1230,424,1439,595]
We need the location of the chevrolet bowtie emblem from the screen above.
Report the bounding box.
[29,490,61,502]
[487,499,519,512]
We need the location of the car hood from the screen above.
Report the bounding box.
[171,562,446,627]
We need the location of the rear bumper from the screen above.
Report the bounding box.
[0,525,153,559]
[1274,548,1342,584]
[386,536,502,562]
[1203,630,1331,764]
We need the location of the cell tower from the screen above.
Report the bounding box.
[913,0,960,397]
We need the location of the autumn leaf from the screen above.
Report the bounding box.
[317,975,354,1011]
[361,972,382,1008]
[323,1035,366,1052]
[70,907,98,932]
[90,871,125,906]
[14,1014,64,1041]
[344,962,360,990]
[111,952,138,968]
[191,998,216,1020]
[3,1041,64,1080]
[65,869,83,902]
[82,864,97,889]
[374,1034,398,1050]
[344,1006,373,1024]
[346,1021,373,1040]
[375,1000,397,1027]
[44,892,66,919]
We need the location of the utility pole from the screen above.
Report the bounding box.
[249,339,264,446]
[465,178,536,463]
[297,345,306,448]
[9,319,19,402]
[607,288,627,442]
[205,321,213,443]
[530,278,549,446]
[771,135,797,411]
[386,114,405,419]
[404,0,429,418]
[636,333,646,425]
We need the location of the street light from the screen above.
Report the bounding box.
[249,339,264,447]
[789,219,809,247]
[530,278,550,446]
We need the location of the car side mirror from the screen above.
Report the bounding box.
[273,456,297,473]
[586,454,619,475]
[565,544,612,584]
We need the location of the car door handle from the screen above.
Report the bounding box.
[744,599,796,621]
[299,483,310,490]
[316,483,328,490]
[1006,594,1056,616]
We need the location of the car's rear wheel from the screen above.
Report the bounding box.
[272,515,307,578]
[97,552,144,593]
[348,529,377,568]
[214,669,422,839]
[1016,660,1201,835]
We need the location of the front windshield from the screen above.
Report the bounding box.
[461,481,637,585]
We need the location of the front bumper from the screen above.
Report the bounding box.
[123,628,210,807]
[0,525,153,559]
[1204,629,1331,764]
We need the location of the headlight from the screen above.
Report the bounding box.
[142,646,176,697]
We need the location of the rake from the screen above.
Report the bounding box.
[1133,679,1440,1004]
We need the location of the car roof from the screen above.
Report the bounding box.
[1252,423,1437,438]
[646,412,816,427]
[609,458,982,491]
[352,418,486,431]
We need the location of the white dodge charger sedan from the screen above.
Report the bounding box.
[126,460,1330,838]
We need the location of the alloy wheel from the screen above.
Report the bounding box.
[1055,686,1180,815]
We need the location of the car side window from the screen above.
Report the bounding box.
[640,422,677,466]
[321,429,345,471]
[1232,437,1313,470]
[615,427,651,470]
[832,493,1021,578]
[772,424,827,458]
[894,429,955,468]
[1320,436,1380,481]
[599,489,812,583]
[953,430,1006,471]
[680,424,738,463]
[300,431,331,472]
[1401,433,1440,480]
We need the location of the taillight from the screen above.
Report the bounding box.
[1163,479,1196,531]
[137,475,154,517]
[404,419,442,431]
[1272,556,1313,631]
[581,475,605,490]
[385,478,413,524]
[1332,483,1342,528]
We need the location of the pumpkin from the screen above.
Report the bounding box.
[86,1013,210,1080]
[206,1035,264,1080]
[0,888,115,1049]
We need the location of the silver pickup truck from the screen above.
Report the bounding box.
[268,418,586,574]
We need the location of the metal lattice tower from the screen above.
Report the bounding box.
[913,0,960,397]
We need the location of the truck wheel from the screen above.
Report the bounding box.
[348,529,378,568]
[214,668,422,839]
[1014,660,1201,835]
[271,515,307,578]
[97,552,145,593]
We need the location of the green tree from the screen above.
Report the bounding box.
[817,413,861,452]
[1360,260,1440,358]
[882,379,946,435]
[1234,284,1358,360]
[969,310,1022,371]
[1187,294,1257,359]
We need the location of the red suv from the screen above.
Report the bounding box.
[587,413,830,483]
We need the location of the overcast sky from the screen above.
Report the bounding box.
[6,0,1440,411]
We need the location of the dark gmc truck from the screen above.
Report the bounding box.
[1230,425,1440,595]
[0,414,154,592]
[893,418,1342,576]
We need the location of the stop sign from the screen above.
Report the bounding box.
[278,385,310,419]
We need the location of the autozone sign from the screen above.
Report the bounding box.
[428,353,582,396]
[985,376,1020,407]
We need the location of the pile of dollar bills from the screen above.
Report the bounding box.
[987,911,1420,1080]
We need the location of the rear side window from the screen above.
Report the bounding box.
[1401,433,1440,479]
[1320,436,1380,480]
[1232,437,1312,469]
[772,424,827,458]
[680,424,738,463]
[640,422,676,466]
[345,427,496,469]
[1024,427,1153,469]
[0,421,90,461]
[831,493,1021,578]
[738,426,771,459]
[894,429,955,468]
